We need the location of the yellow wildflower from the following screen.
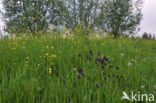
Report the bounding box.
[42,16,45,19]
[13,47,16,50]
[51,46,54,49]
[48,26,52,29]
[23,16,26,19]
[26,56,29,59]
[74,68,77,71]
[25,64,28,67]
[49,68,53,74]
[46,53,49,56]
[63,24,66,29]
[51,54,56,58]
[32,17,36,20]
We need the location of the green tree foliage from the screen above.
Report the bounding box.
[142,32,148,39]
[2,0,143,37]
[65,0,100,29]
[3,0,66,33]
[142,32,156,40]
[97,0,143,37]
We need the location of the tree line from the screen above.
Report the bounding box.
[2,0,143,37]
[142,32,155,40]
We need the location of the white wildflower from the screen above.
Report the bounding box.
[120,53,124,56]
[140,85,145,89]
[128,62,132,66]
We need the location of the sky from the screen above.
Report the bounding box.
[0,0,156,35]
[140,0,156,35]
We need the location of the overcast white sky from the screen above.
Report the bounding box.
[0,0,156,35]
[140,0,156,34]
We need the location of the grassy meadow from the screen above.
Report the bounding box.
[0,34,156,103]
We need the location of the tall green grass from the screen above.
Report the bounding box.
[0,35,155,103]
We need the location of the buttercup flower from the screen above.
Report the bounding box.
[48,26,52,29]
[74,68,77,71]
[26,56,29,59]
[51,54,56,58]
[49,68,52,74]
[51,46,54,49]
[46,53,48,56]
[23,16,26,19]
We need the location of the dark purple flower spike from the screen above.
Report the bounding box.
[78,53,81,57]
[78,75,81,79]
[103,56,109,62]
[78,69,83,74]
[89,50,93,56]
[98,52,101,56]
[116,66,119,70]
[77,68,85,79]
[101,65,105,69]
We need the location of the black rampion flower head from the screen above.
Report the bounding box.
[89,50,93,56]
[78,69,83,74]
[108,61,111,64]
[101,59,105,65]
[78,53,81,57]
[98,52,101,56]
[116,66,119,70]
[98,58,101,62]
[104,77,107,80]
[88,57,92,62]
[116,75,119,79]
[101,65,105,69]
[78,75,81,79]
[103,56,109,61]
[96,84,99,88]
[87,55,89,59]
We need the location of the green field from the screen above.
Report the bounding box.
[0,34,156,103]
